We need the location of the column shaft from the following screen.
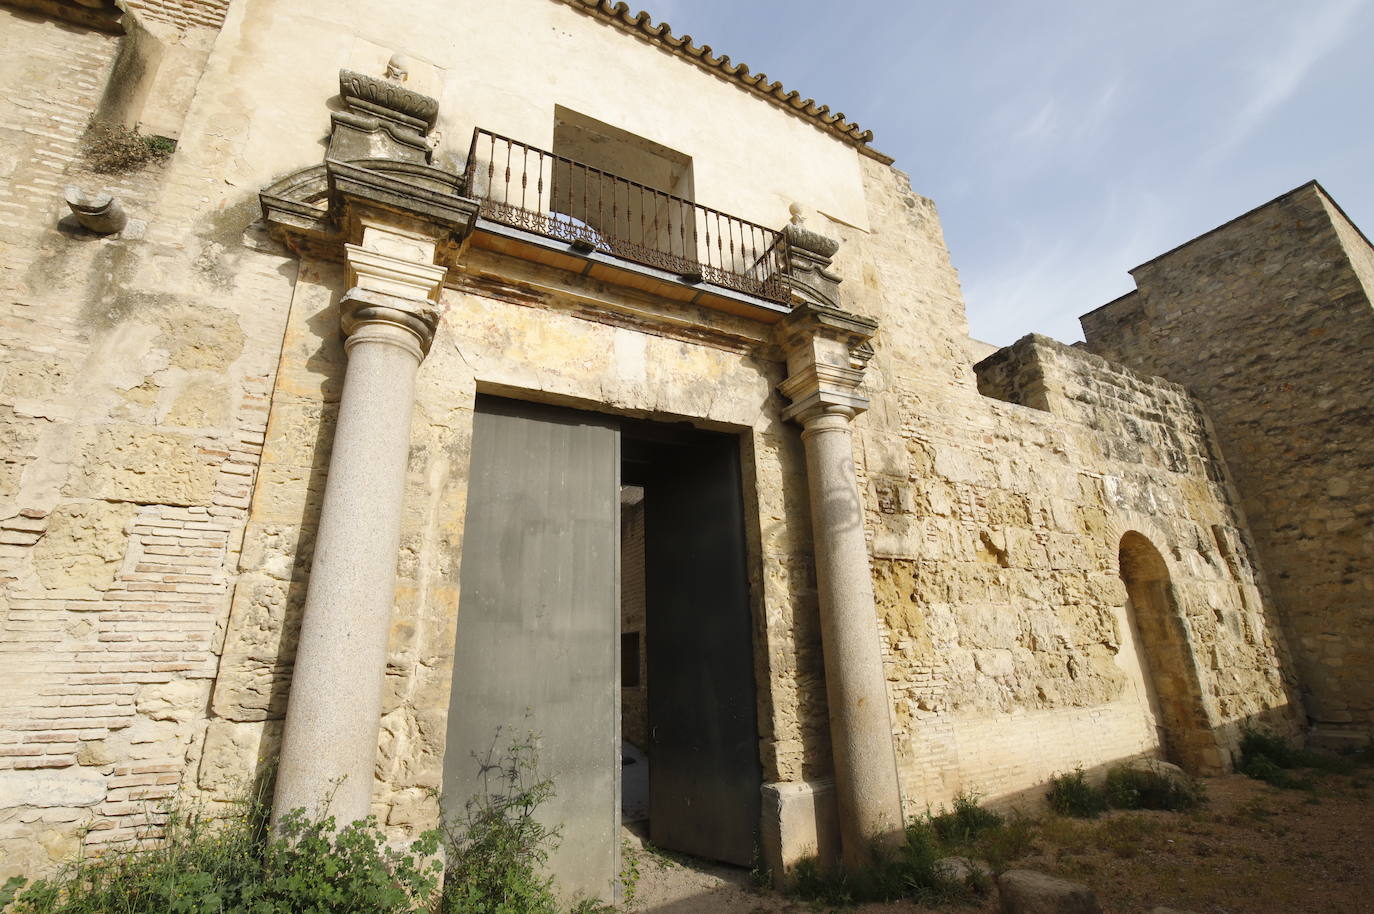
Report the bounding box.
[800,408,904,869]
[272,321,423,826]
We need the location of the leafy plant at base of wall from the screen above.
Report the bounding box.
[618,839,641,907]
[3,796,443,914]
[438,736,611,914]
[1235,726,1374,790]
[82,121,175,174]
[1103,765,1205,811]
[1046,768,1108,818]
[789,820,982,906]
[929,791,1004,845]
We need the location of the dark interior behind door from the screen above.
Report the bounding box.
[634,428,761,866]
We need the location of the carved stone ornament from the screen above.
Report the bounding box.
[331,67,440,164]
[781,204,844,309]
[63,186,127,235]
[776,301,880,423]
[260,66,479,272]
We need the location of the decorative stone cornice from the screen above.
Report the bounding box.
[259,64,479,271]
[339,69,439,132]
[777,302,879,424]
[259,66,479,361]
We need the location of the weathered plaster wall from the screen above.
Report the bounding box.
[132,0,871,245]
[0,4,295,880]
[1081,183,1374,739]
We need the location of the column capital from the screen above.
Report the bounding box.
[341,221,448,357]
[777,302,879,425]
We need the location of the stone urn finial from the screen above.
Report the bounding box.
[330,57,438,164]
[384,53,411,83]
[781,202,842,307]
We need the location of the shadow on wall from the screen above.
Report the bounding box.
[1118,531,1220,775]
[245,286,350,799]
[971,702,1302,819]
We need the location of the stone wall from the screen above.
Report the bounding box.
[0,4,293,880]
[1081,182,1374,740]
[813,160,1294,809]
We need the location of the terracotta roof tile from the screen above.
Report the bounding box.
[554,0,894,164]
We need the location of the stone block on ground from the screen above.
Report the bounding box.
[1125,757,1190,783]
[997,869,1101,914]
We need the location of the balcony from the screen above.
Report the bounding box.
[462,128,792,318]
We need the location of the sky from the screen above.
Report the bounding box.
[640,0,1374,345]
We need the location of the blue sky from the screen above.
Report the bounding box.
[644,0,1374,344]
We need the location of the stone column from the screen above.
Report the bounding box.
[779,302,904,871]
[272,224,446,827]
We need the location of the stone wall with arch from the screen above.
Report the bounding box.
[865,334,1303,815]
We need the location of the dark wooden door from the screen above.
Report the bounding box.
[643,431,761,866]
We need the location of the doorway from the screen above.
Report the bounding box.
[1117,532,1213,772]
[443,396,761,901]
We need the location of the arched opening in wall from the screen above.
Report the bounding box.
[1118,532,1218,774]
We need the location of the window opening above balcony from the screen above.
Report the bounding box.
[463,119,789,307]
[552,106,694,241]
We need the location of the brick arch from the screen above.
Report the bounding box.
[1117,530,1221,773]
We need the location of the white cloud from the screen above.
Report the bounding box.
[1203,0,1362,166]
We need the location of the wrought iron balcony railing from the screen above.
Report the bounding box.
[463,128,790,304]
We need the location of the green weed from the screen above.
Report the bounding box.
[1103,765,1205,811]
[1046,769,1108,818]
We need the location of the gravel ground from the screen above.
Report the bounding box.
[620,771,1374,914]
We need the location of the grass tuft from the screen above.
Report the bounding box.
[1046,768,1108,818]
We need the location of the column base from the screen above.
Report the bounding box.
[760,778,840,888]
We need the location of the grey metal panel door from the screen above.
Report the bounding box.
[444,396,620,903]
[644,432,761,866]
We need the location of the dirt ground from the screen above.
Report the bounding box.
[621,772,1374,914]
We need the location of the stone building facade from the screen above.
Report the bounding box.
[0,0,1352,894]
